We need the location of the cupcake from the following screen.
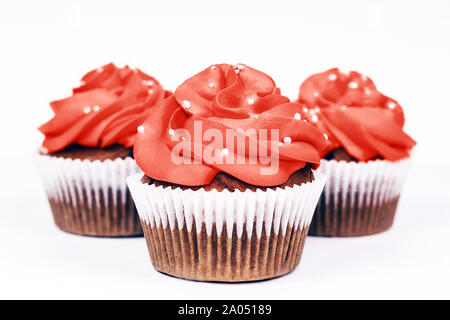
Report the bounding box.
[126,64,327,282]
[297,68,416,237]
[36,63,168,237]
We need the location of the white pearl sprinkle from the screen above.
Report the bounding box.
[168,129,175,135]
[209,82,215,88]
[323,133,328,140]
[40,146,48,154]
[279,142,284,146]
[235,64,245,74]
[181,136,186,141]
[250,113,258,118]
[248,98,255,105]
[364,88,371,95]
[341,105,347,110]
[142,79,154,86]
[388,102,396,109]
[328,73,337,81]
[137,125,145,133]
[283,137,292,144]
[303,107,308,113]
[211,66,217,70]
[148,89,154,94]
[221,148,229,156]
[312,115,318,122]
[96,67,103,73]
[313,91,319,97]
[93,105,100,112]
[315,107,320,113]
[362,75,368,81]
[83,106,91,114]
[294,113,301,120]
[182,100,191,109]
[348,81,358,89]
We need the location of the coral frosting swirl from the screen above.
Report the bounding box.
[134,64,326,187]
[297,68,416,161]
[39,63,166,153]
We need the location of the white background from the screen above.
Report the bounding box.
[0,0,449,299]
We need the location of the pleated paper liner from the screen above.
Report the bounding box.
[127,172,326,282]
[309,157,411,237]
[35,153,143,237]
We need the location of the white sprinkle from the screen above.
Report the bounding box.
[294,113,301,120]
[93,105,100,112]
[362,75,368,81]
[137,125,145,133]
[221,148,229,156]
[283,136,292,144]
[40,146,48,154]
[211,66,217,70]
[250,113,258,118]
[364,88,371,95]
[148,89,154,94]
[303,107,308,113]
[209,82,215,88]
[313,91,319,97]
[182,100,191,109]
[142,79,154,86]
[83,106,91,114]
[341,105,347,110]
[328,73,337,81]
[312,115,318,122]
[96,67,103,73]
[235,64,245,74]
[388,102,396,109]
[79,80,86,86]
[348,81,358,89]
[314,107,320,113]
[168,129,175,135]
[309,109,316,115]
[323,133,328,140]
[248,98,255,105]
[279,142,284,146]
[181,136,186,141]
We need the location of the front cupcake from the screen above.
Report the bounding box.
[127,64,327,282]
[36,63,167,237]
[297,68,416,237]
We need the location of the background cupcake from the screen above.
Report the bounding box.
[127,64,327,282]
[36,63,167,237]
[297,68,416,237]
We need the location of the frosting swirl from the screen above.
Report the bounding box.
[134,64,326,187]
[297,68,416,161]
[39,63,167,153]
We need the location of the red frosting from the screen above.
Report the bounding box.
[297,68,416,161]
[134,64,326,187]
[39,63,167,153]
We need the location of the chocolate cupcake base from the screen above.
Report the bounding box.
[141,220,309,282]
[35,153,143,237]
[127,172,326,282]
[48,191,141,237]
[309,158,410,237]
[310,195,400,237]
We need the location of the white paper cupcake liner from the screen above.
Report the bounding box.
[309,157,412,237]
[35,153,142,236]
[126,172,326,281]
